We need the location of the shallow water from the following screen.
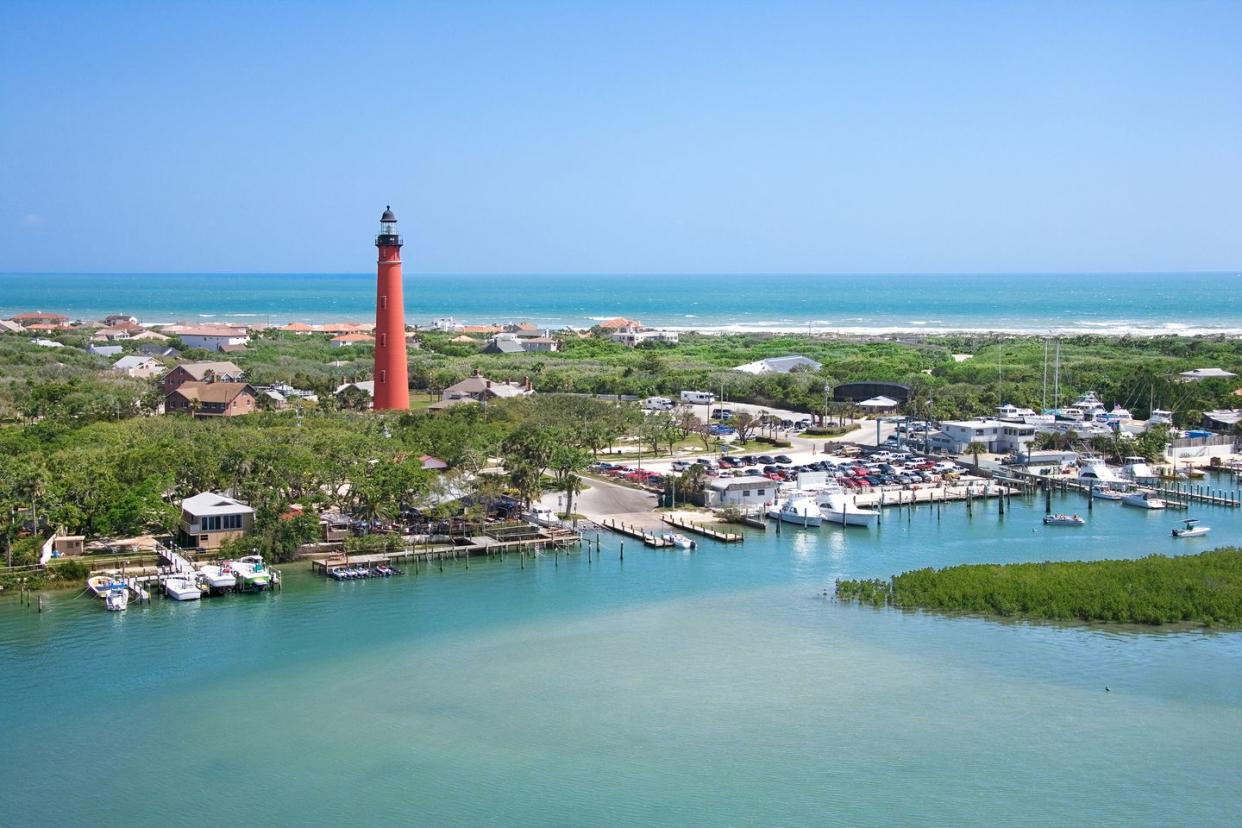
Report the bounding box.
[3,488,1241,826]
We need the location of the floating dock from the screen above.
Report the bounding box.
[600,519,670,547]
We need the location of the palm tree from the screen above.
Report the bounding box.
[965,441,988,469]
[561,474,584,518]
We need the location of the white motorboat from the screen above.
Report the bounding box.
[665,533,696,549]
[767,493,822,527]
[1122,491,1166,510]
[1078,461,1125,485]
[526,507,560,527]
[1043,514,1086,527]
[164,575,202,601]
[1090,487,1123,501]
[230,555,272,590]
[815,481,879,527]
[1172,519,1211,538]
[87,575,113,597]
[1121,456,1159,484]
[197,563,237,591]
[104,585,129,612]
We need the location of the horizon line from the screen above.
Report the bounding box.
[2,270,1240,278]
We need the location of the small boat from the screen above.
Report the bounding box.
[665,533,696,549]
[526,507,560,527]
[104,585,129,612]
[329,567,351,581]
[1172,519,1211,538]
[164,575,202,601]
[1089,487,1123,501]
[88,575,113,597]
[197,563,237,591]
[231,555,272,590]
[1122,491,1166,510]
[767,493,823,527]
[1043,514,1086,527]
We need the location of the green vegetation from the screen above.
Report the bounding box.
[836,549,1242,626]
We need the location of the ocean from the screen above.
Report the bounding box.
[3,271,1242,334]
[3,484,1242,826]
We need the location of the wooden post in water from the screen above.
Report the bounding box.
[1045,486,1052,515]
[1088,481,1094,511]
[620,541,624,561]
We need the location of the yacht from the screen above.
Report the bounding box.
[1122,490,1166,510]
[664,533,696,549]
[767,493,822,527]
[1078,460,1125,485]
[1090,487,1123,501]
[1121,456,1159,484]
[1146,409,1174,429]
[815,481,879,527]
[164,575,202,601]
[1171,519,1210,538]
[104,584,129,612]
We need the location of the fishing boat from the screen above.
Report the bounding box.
[197,563,237,591]
[1122,490,1166,510]
[1090,487,1124,501]
[230,555,272,590]
[815,481,879,527]
[767,493,822,527]
[164,575,202,601]
[1171,519,1211,538]
[1043,514,1086,527]
[664,533,696,549]
[87,575,114,597]
[104,584,129,612]
[525,507,560,527]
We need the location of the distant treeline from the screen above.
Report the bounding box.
[835,548,1242,626]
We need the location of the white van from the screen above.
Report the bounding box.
[642,396,675,411]
[680,390,716,405]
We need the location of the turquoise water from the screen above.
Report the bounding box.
[3,271,1242,334]
[3,484,1242,826]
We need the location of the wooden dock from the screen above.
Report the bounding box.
[601,519,670,547]
[661,515,744,543]
[310,527,585,575]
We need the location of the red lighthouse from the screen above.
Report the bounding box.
[373,206,409,410]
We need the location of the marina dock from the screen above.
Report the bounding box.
[661,515,744,543]
[600,519,671,547]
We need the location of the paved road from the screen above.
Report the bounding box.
[539,474,657,522]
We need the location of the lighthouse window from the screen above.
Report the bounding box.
[380,333,387,347]
[380,296,388,310]
[379,370,387,384]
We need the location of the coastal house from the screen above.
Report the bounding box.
[32,338,64,348]
[460,324,503,335]
[733,355,823,375]
[597,317,643,331]
[103,314,139,327]
[609,328,679,347]
[705,475,774,508]
[331,333,375,348]
[483,336,525,355]
[161,361,244,395]
[137,344,180,358]
[112,355,163,378]
[432,370,533,408]
[88,344,124,357]
[1201,409,1242,431]
[0,320,23,333]
[92,326,134,341]
[175,325,250,352]
[177,492,255,550]
[280,322,317,334]
[166,382,257,417]
[10,311,68,327]
[521,336,559,352]
[1179,368,1238,382]
[128,329,170,342]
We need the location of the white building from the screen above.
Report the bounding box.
[177,492,255,550]
[112,355,163,378]
[936,419,1037,454]
[705,475,775,508]
[733,355,822,375]
[176,326,250,352]
[609,328,679,347]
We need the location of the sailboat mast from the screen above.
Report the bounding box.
[1053,339,1061,408]
[1042,338,1049,410]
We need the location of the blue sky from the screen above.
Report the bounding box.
[2,1,1240,273]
